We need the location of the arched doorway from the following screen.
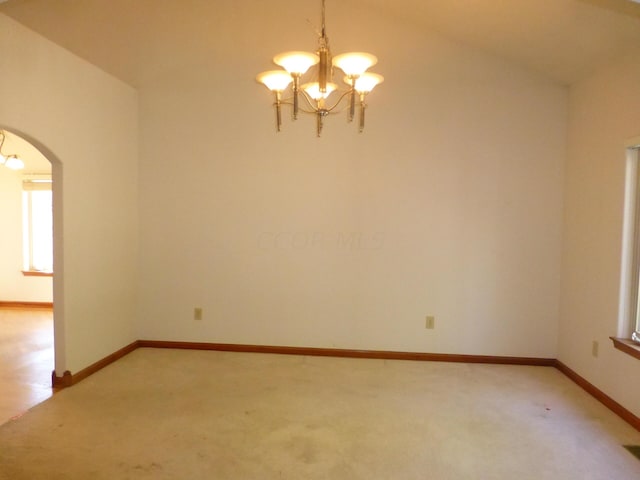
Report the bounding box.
[0,128,64,423]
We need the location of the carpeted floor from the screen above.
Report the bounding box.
[1,348,639,479]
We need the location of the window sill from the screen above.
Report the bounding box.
[22,270,53,277]
[610,337,640,361]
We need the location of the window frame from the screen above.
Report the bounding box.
[614,140,640,358]
[626,145,640,343]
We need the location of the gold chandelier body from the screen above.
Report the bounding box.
[256,0,383,137]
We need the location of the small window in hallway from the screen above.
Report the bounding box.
[22,176,53,274]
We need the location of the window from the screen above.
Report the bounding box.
[22,177,53,274]
[619,143,640,349]
[627,144,640,342]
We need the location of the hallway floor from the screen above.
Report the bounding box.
[0,308,53,425]
[1,347,639,479]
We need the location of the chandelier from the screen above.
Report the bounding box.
[0,131,24,170]
[256,0,383,137]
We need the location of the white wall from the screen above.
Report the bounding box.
[137,1,567,358]
[559,52,640,418]
[0,166,52,303]
[0,13,139,374]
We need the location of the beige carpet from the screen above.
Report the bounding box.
[1,348,639,479]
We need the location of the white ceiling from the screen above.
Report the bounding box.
[1,0,640,86]
[357,0,640,85]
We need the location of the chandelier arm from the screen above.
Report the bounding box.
[325,104,349,115]
[283,93,354,116]
[323,89,353,113]
[276,97,318,115]
[298,89,320,111]
[298,106,320,114]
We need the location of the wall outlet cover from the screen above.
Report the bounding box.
[425,316,435,329]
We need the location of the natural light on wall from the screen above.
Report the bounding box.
[22,176,53,274]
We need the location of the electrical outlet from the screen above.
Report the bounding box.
[194,307,203,320]
[425,316,435,329]
[592,340,599,358]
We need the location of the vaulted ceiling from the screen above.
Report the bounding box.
[1,0,640,87]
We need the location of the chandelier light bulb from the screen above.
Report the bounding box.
[5,155,25,170]
[302,82,337,100]
[350,72,385,93]
[332,52,377,76]
[0,153,5,165]
[256,70,294,92]
[273,51,319,75]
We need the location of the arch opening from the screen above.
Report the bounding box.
[0,127,64,421]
